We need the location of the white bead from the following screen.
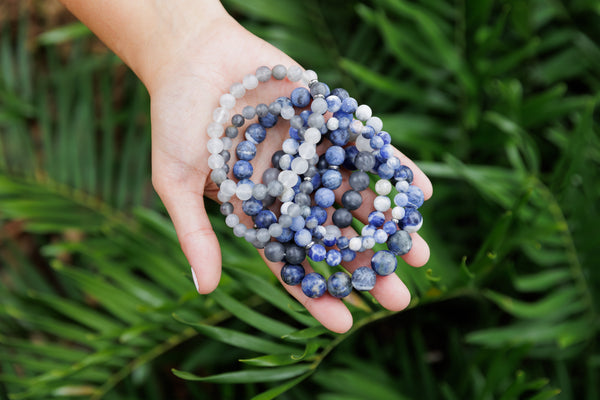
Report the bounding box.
[326,117,339,131]
[220,179,236,196]
[362,236,376,249]
[387,156,401,169]
[374,195,391,212]
[287,203,301,218]
[236,183,253,201]
[243,74,259,90]
[269,223,283,237]
[350,119,364,134]
[355,134,373,152]
[375,179,392,196]
[302,69,318,84]
[280,106,295,120]
[282,139,299,155]
[310,153,319,165]
[280,187,295,202]
[212,107,229,124]
[207,138,224,154]
[207,122,224,138]
[280,201,293,215]
[396,180,410,193]
[207,154,224,169]
[366,116,383,133]
[222,137,232,150]
[225,214,239,228]
[287,65,303,82]
[217,191,231,203]
[279,154,292,170]
[349,237,362,251]
[325,225,341,238]
[355,104,372,121]
[230,82,245,98]
[298,142,316,159]
[392,206,406,220]
[291,157,309,174]
[314,225,326,238]
[304,127,321,144]
[311,98,328,114]
[278,170,298,188]
[219,93,236,109]
[257,228,270,242]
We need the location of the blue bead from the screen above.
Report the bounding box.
[308,243,326,262]
[341,248,356,262]
[242,198,262,216]
[325,146,345,166]
[321,169,343,190]
[323,235,337,247]
[374,229,388,244]
[329,128,349,146]
[406,185,424,208]
[400,208,423,232]
[305,216,319,229]
[311,172,321,189]
[387,155,401,169]
[343,146,359,170]
[383,221,397,235]
[361,125,375,139]
[387,231,412,256]
[238,178,254,187]
[394,193,409,207]
[326,249,342,266]
[379,131,391,145]
[331,88,349,100]
[326,95,342,112]
[289,127,301,140]
[315,188,335,208]
[236,141,256,161]
[299,110,311,124]
[337,236,349,249]
[341,97,358,114]
[370,135,384,149]
[371,250,398,276]
[281,264,305,286]
[294,229,312,247]
[310,206,328,225]
[377,163,395,180]
[301,272,327,298]
[290,215,306,231]
[291,87,311,107]
[379,146,394,162]
[368,211,385,227]
[327,272,352,298]
[395,165,414,183]
[276,96,293,108]
[259,113,278,128]
[233,160,253,180]
[352,267,376,291]
[333,110,352,126]
[245,123,266,144]
[255,210,277,229]
[361,224,376,237]
[311,226,325,240]
[276,227,294,243]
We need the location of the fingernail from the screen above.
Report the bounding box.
[191,267,199,292]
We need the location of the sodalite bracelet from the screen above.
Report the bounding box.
[206,65,425,299]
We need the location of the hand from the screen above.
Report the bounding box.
[147,16,433,333]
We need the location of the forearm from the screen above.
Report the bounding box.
[59,0,228,90]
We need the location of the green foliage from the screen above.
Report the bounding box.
[1,0,599,398]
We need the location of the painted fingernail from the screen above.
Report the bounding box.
[191,267,199,292]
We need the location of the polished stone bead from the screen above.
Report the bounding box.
[308,243,326,261]
[294,229,312,247]
[255,65,272,82]
[368,211,385,227]
[331,87,349,100]
[340,97,358,114]
[327,271,352,298]
[225,126,239,139]
[269,101,282,116]
[329,128,349,146]
[310,82,330,98]
[394,193,409,207]
[352,267,376,291]
[256,103,269,118]
[291,87,311,108]
[264,241,286,262]
[326,249,342,266]
[301,272,327,298]
[321,169,343,190]
[242,198,262,216]
[406,185,424,208]
[285,244,306,264]
[341,190,362,210]
[341,248,356,262]
[377,163,395,180]
[326,95,342,112]
[276,227,294,243]
[281,264,305,285]
[395,165,414,184]
[231,114,244,127]
[354,152,376,171]
[325,146,346,166]
[383,220,398,235]
[245,123,267,144]
[370,135,384,150]
[400,208,423,233]
[337,236,349,249]
[349,170,370,191]
[272,64,287,80]
[220,202,234,216]
[371,250,398,276]
[211,168,227,185]
[233,160,253,180]
[332,208,353,228]
[387,230,412,256]
[308,113,325,129]
[374,229,389,244]
[255,210,277,229]
[242,105,256,120]
[315,188,335,208]
[236,141,257,161]
[259,112,278,128]
[252,183,268,200]
[290,215,306,231]
[310,206,328,225]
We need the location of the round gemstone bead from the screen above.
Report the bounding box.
[308,243,326,262]
[395,165,414,183]
[242,198,262,216]
[236,183,253,201]
[287,65,303,81]
[375,179,392,196]
[291,87,311,107]
[255,66,272,82]
[325,146,345,166]
[294,229,312,247]
[281,264,305,285]
[264,241,286,262]
[272,64,287,80]
[332,208,353,228]
[374,196,391,212]
[301,273,327,298]
[285,244,306,264]
[321,169,343,190]
[387,230,412,256]
[245,123,267,144]
[341,190,362,210]
[341,97,358,114]
[233,160,253,180]
[349,171,370,191]
[352,267,376,291]
[368,211,385,227]
[326,249,342,266]
[315,188,335,208]
[355,104,372,121]
[327,272,352,298]
[354,152,376,171]
[406,185,425,208]
[341,248,356,262]
[400,208,423,233]
[255,210,277,229]
[371,250,398,276]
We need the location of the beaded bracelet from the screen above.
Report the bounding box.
[206,65,425,299]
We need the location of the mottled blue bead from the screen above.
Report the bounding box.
[387,230,412,256]
[276,227,294,243]
[311,226,325,240]
[362,125,376,139]
[310,206,328,225]
[276,96,293,108]
[337,236,349,249]
[255,210,277,229]
[370,135,384,149]
[327,272,352,298]
[315,188,335,208]
[379,131,391,145]
[289,127,301,140]
[326,249,342,266]
[394,193,409,207]
[377,163,395,180]
[245,123,266,144]
[341,248,356,262]
[242,198,262,216]
[301,272,327,298]
[333,110,352,126]
[290,215,306,231]
[305,216,319,229]
[291,87,311,108]
[331,88,350,100]
[361,224,376,237]
[400,208,423,232]
[294,229,312,247]
[383,220,398,235]
[233,160,253,180]
[341,97,358,114]
[321,169,343,190]
[259,112,278,128]
[236,141,256,161]
[374,229,388,244]
[311,172,321,189]
[368,211,385,227]
[281,264,305,286]
[395,165,414,184]
[371,250,398,276]
[322,235,337,247]
[406,185,424,208]
[325,146,346,166]
[326,95,342,112]
[387,155,401,169]
[352,267,376,291]
[308,243,326,262]
[238,178,254,187]
[329,128,349,146]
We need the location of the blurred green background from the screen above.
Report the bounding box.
[1,0,599,398]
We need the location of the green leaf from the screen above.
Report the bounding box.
[513,270,572,292]
[250,372,313,400]
[37,23,92,45]
[240,340,321,367]
[172,364,311,383]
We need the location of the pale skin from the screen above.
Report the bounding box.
[59,0,433,333]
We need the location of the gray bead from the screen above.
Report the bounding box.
[210,168,227,185]
[222,164,230,174]
[233,224,246,237]
[332,208,353,228]
[252,239,266,249]
[290,115,304,130]
[341,190,362,210]
[256,66,272,82]
[301,205,311,218]
[354,152,376,171]
[262,168,280,185]
[349,171,370,191]
[279,214,293,228]
[387,230,412,255]
[231,114,244,127]
[307,113,324,129]
[252,183,268,200]
[299,181,314,194]
[310,82,329,98]
[225,126,238,138]
[268,102,282,116]
[264,242,286,262]
[285,244,306,264]
[220,150,230,163]
[220,202,234,216]
[256,103,269,118]
[294,192,311,206]
[272,64,287,80]
[267,180,284,197]
[256,228,270,242]
[262,195,276,207]
[242,106,256,120]
[305,166,318,178]
[244,229,257,244]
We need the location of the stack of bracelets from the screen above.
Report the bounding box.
[207,65,425,299]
